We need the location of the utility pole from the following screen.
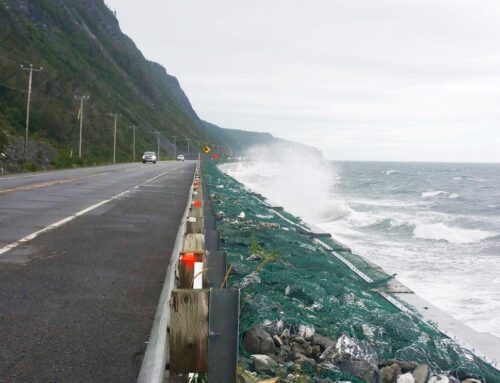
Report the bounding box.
[186,137,190,153]
[20,64,43,162]
[129,125,136,162]
[157,131,160,161]
[106,113,119,164]
[75,95,89,158]
[196,140,200,153]
[172,135,177,158]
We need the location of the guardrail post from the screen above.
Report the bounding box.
[178,252,204,288]
[165,165,240,382]
[170,289,210,373]
[204,215,216,231]
[206,250,228,288]
[208,288,240,383]
[204,230,220,252]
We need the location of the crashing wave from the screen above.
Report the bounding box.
[219,143,350,223]
[413,222,496,244]
[386,170,400,175]
[421,190,447,198]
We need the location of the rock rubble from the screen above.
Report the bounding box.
[238,324,482,383]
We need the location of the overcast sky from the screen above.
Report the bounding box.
[105,0,500,162]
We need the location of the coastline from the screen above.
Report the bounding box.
[219,162,500,375]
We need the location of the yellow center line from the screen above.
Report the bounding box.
[0,173,106,195]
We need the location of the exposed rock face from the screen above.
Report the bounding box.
[237,370,258,383]
[311,334,335,351]
[320,334,379,365]
[272,335,283,347]
[337,358,380,383]
[251,354,278,374]
[0,137,58,173]
[397,372,415,383]
[241,326,467,383]
[291,340,313,357]
[380,362,402,383]
[380,360,419,374]
[413,364,430,383]
[243,325,277,355]
[428,375,450,383]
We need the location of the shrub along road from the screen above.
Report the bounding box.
[0,161,196,382]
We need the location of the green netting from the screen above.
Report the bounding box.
[203,162,500,383]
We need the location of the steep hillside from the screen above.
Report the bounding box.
[0,0,319,172]
[200,120,323,158]
[0,0,207,169]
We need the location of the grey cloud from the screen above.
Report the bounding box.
[106,0,500,162]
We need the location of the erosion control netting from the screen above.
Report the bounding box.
[204,162,500,382]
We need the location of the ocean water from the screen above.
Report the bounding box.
[220,147,500,339]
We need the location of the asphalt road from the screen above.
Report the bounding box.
[0,161,196,382]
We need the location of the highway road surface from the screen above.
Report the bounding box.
[0,161,196,382]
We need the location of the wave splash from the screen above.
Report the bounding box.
[413,222,496,244]
[219,143,350,223]
[422,190,447,198]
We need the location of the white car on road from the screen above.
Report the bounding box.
[142,151,157,164]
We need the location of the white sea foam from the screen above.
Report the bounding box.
[256,214,274,219]
[350,198,424,208]
[422,190,447,198]
[220,154,500,338]
[219,143,350,223]
[413,222,496,244]
[386,170,399,175]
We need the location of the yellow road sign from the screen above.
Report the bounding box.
[203,145,211,154]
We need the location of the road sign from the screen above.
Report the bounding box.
[203,146,211,154]
[213,153,220,160]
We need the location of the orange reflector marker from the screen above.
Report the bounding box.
[192,200,202,208]
[180,253,197,268]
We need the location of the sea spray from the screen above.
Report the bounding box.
[220,143,350,223]
[222,157,500,340]
[205,161,500,382]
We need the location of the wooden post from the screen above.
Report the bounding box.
[186,217,204,233]
[178,252,204,288]
[189,207,204,218]
[170,289,209,373]
[183,234,205,252]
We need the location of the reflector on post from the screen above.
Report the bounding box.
[193,262,203,289]
[180,252,197,268]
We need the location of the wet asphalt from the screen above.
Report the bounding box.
[0,161,196,382]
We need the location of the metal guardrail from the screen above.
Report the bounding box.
[138,163,240,383]
[137,166,196,383]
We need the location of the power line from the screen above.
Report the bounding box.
[0,46,77,97]
[0,44,32,66]
[0,82,27,93]
[0,52,25,66]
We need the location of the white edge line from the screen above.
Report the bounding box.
[0,163,141,181]
[0,167,179,257]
